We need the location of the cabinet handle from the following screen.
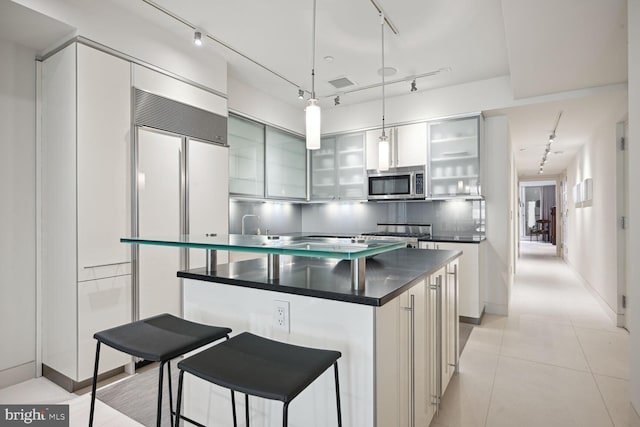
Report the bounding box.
[403,294,416,427]
[83,261,131,269]
[430,276,442,416]
[449,264,459,373]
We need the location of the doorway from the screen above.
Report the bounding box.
[519,181,557,245]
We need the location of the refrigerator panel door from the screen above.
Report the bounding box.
[138,128,182,318]
[188,139,229,268]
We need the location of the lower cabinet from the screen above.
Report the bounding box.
[77,275,132,380]
[419,241,484,323]
[376,260,459,426]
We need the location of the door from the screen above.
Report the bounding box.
[137,128,182,318]
[396,122,427,168]
[188,139,229,268]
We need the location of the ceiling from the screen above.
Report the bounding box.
[0,1,73,51]
[7,0,628,177]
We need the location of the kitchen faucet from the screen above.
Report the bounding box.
[241,214,261,235]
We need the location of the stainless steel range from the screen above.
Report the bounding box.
[358,223,432,248]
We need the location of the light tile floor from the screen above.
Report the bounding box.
[431,241,630,427]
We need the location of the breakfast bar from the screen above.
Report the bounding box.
[121,235,462,426]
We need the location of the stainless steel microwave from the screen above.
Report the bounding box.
[367,166,426,200]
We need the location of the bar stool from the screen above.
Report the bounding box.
[174,332,342,427]
[89,313,232,427]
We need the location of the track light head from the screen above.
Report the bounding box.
[298,89,305,100]
[334,96,340,106]
[549,132,555,143]
[193,31,203,46]
[410,79,417,92]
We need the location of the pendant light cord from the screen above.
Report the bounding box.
[311,0,317,99]
[380,12,386,137]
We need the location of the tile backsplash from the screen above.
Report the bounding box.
[230,199,485,237]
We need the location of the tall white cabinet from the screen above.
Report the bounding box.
[41,43,132,389]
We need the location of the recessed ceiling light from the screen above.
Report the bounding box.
[553,151,564,155]
[324,55,334,62]
[377,67,397,77]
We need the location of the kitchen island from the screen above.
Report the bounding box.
[121,235,461,427]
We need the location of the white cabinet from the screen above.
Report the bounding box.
[366,122,427,170]
[265,127,307,199]
[42,43,132,387]
[376,278,433,427]
[375,259,459,426]
[311,132,366,200]
[428,115,481,197]
[422,241,485,323]
[77,275,132,380]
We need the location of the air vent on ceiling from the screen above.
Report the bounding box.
[328,77,356,89]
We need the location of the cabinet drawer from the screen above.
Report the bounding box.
[77,275,132,381]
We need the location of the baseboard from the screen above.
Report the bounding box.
[565,260,618,325]
[460,306,485,325]
[631,402,640,427]
[0,362,35,389]
[42,364,124,393]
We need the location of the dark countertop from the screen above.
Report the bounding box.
[178,248,461,307]
[421,235,485,244]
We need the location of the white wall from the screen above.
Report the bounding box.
[14,0,227,95]
[564,96,627,319]
[228,77,304,135]
[628,0,640,422]
[483,116,511,315]
[0,38,36,382]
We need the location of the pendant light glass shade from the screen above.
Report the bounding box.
[378,134,390,171]
[306,98,321,150]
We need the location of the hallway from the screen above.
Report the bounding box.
[432,241,630,427]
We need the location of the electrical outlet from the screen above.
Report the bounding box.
[273,300,290,332]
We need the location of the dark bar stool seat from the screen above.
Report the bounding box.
[174,332,342,427]
[89,313,232,427]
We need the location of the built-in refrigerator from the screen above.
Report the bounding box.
[133,89,228,320]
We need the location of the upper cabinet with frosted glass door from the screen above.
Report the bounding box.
[228,115,265,197]
[428,115,481,198]
[311,132,366,200]
[265,127,307,200]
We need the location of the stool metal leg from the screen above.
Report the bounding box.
[88,341,101,427]
[230,390,237,427]
[158,361,166,427]
[282,402,289,427]
[245,394,250,427]
[174,370,184,427]
[167,361,174,426]
[334,362,342,427]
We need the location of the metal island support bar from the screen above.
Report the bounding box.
[120,234,407,290]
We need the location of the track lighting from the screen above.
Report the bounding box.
[334,96,340,106]
[410,79,417,92]
[549,132,555,143]
[298,89,304,100]
[193,31,202,46]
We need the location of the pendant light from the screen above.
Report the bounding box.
[378,12,390,171]
[305,0,321,150]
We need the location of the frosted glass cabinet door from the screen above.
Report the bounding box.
[265,128,307,199]
[228,116,265,196]
[429,116,480,197]
[137,128,182,318]
[311,137,337,199]
[336,133,366,199]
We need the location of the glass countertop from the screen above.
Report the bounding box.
[120,234,407,260]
